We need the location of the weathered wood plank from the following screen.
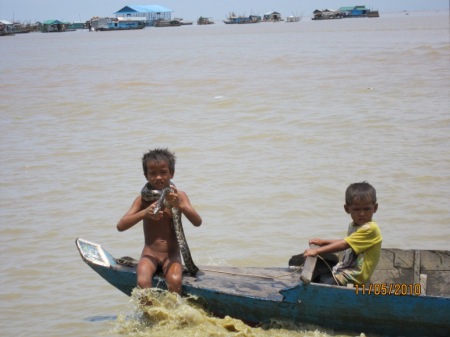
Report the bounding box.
[414,250,421,285]
[421,250,450,271]
[300,244,319,284]
[420,273,427,295]
[393,249,415,269]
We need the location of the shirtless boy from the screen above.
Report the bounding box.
[116,148,202,294]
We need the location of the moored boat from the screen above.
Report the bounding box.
[197,17,214,25]
[76,238,450,336]
[312,9,343,20]
[223,13,261,24]
[173,18,193,25]
[89,17,146,31]
[286,16,301,23]
[153,18,182,27]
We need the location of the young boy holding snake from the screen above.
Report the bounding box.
[303,181,382,286]
[116,148,202,294]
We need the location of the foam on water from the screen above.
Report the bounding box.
[111,288,363,337]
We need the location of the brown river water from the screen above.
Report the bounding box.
[1,10,449,337]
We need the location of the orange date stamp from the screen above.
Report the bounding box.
[355,283,422,296]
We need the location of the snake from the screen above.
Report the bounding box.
[141,183,199,276]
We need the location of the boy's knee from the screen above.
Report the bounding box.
[166,273,182,293]
[137,276,152,289]
[167,272,181,285]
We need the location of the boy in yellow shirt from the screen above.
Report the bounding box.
[304,181,382,286]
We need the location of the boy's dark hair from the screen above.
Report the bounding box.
[345,181,377,205]
[142,148,176,175]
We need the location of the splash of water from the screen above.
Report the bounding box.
[110,288,364,337]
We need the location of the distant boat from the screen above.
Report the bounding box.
[223,13,261,24]
[11,23,32,34]
[173,18,193,25]
[312,9,343,20]
[286,15,301,23]
[153,18,182,27]
[197,17,214,25]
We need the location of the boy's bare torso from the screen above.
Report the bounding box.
[142,203,179,256]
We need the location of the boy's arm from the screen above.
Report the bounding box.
[116,196,161,231]
[304,239,350,257]
[168,189,202,227]
[309,238,341,246]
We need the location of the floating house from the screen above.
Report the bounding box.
[0,20,15,36]
[339,6,370,17]
[339,6,379,18]
[89,17,146,31]
[312,5,379,20]
[262,12,283,22]
[114,5,173,26]
[41,20,67,32]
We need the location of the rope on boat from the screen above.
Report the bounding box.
[317,254,340,284]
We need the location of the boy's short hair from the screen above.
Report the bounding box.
[345,181,377,205]
[142,148,176,175]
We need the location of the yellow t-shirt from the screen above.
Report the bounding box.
[334,221,382,285]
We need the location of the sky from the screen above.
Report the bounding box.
[0,0,449,23]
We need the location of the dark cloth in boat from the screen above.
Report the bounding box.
[289,252,339,283]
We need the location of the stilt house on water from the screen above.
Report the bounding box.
[114,5,173,26]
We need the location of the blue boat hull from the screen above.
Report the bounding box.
[76,238,450,337]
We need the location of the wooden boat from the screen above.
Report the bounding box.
[173,18,193,25]
[153,19,182,27]
[312,9,344,20]
[223,14,261,24]
[197,17,214,25]
[286,16,301,23]
[76,238,450,337]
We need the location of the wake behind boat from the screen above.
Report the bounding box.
[76,238,450,336]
